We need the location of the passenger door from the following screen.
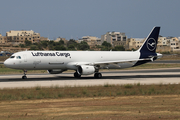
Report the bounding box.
[23,55,27,62]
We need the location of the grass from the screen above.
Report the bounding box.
[126,63,180,70]
[158,54,180,60]
[0,56,8,61]
[0,83,180,101]
[0,94,180,120]
[0,64,47,74]
[124,84,133,88]
[0,84,180,119]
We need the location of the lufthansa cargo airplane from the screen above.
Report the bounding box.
[4,27,162,79]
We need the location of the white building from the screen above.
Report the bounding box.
[6,30,39,37]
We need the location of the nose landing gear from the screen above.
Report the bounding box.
[22,70,27,79]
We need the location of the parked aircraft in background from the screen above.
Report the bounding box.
[4,27,162,79]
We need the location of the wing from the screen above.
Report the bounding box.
[93,58,151,66]
[68,58,152,67]
[67,54,159,70]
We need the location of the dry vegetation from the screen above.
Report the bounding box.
[0,84,180,119]
[0,95,180,120]
[158,54,180,60]
[0,83,180,101]
[0,56,8,62]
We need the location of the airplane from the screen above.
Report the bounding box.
[4,26,162,79]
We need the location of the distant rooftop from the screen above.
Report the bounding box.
[134,38,145,42]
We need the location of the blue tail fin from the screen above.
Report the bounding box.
[133,27,161,67]
[138,26,160,58]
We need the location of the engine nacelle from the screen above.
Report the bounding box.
[47,69,63,74]
[77,65,95,75]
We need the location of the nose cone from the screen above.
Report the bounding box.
[4,59,13,68]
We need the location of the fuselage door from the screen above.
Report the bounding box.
[23,55,27,62]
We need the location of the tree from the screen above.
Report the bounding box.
[78,41,90,50]
[40,40,49,49]
[29,45,39,50]
[67,39,77,48]
[49,40,56,46]
[112,46,125,51]
[101,47,110,51]
[48,40,56,50]
[131,48,136,51]
[19,44,25,48]
[102,41,112,47]
[54,45,66,50]
[59,40,64,45]
[25,40,32,46]
[68,44,76,50]
[101,41,112,51]
[48,44,54,50]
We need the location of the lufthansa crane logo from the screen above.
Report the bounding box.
[147,38,156,51]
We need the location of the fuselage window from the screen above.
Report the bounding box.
[16,56,21,59]
[10,56,15,59]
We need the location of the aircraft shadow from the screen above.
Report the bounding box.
[0,74,180,82]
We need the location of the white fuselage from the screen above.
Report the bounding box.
[3,27,162,79]
[4,51,140,70]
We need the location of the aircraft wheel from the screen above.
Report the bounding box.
[22,70,27,79]
[74,72,81,78]
[22,76,27,79]
[94,73,102,78]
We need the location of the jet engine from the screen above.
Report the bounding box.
[47,69,64,74]
[77,65,95,75]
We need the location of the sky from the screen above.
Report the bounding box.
[0,0,180,40]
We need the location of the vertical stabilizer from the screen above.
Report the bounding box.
[137,27,160,59]
[133,27,161,67]
[138,27,160,53]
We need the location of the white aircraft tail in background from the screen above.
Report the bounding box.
[4,27,162,79]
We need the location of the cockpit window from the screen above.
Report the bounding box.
[16,56,21,59]
[10,56,15,58]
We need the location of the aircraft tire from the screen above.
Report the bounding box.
[94,73,102,78]
[74,72,81,78]
[22,76,27,79]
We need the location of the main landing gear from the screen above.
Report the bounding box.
[73,71,102,78]
[94,73,102,78]
[74,71,81,78]
[22,70,27,79]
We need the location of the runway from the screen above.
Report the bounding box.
[0,68,180,89]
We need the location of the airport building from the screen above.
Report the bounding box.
[101,32,127,48]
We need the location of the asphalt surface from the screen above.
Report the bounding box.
[0,68,180,89]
